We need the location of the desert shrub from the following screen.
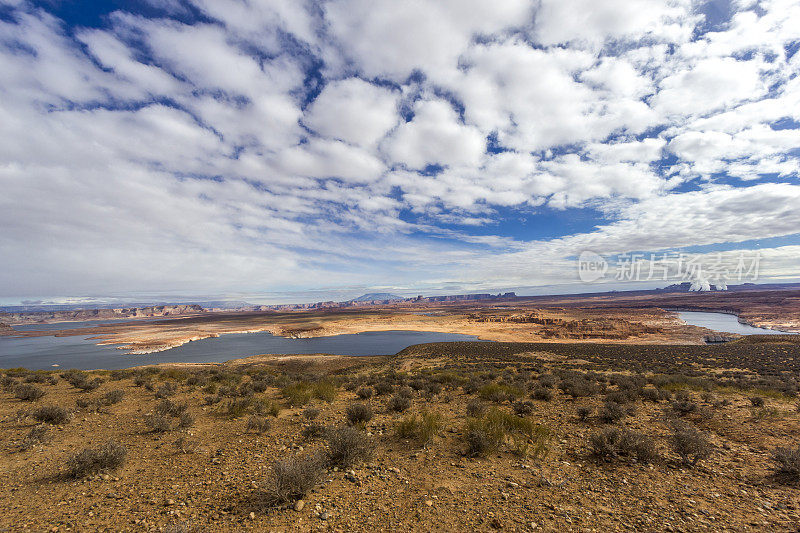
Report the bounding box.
[1,375,17,390]
[387,394,412,412]
[397,386,414,398]
[771,446,800,484]
[466,398,486,418]
[178,412,194,429]
[671,423,712,466]
[590,428,659,463]
[605,390,635,404]
[250,380,269,393]
[577,406,593,422]
[313,381,337,403]
[559,379,597,398]
[425,381,443,395]
[513,400,535,416]
[301,423,328,441]
[479,383,521,403]
[410,379,428,391]
[155,399,187,417]
[465,418,505,457]
[261,453,324,506]
[303,407,320,420]
[356,386,374,400]
[325,426,373,468]
[641,388,660,403]
[223,398,253,418]
[657,389,673,401]
[282,382,313,407]
[346,402,373,426]
[109,369,129,381]
[538,374,558,388]
[173,436,200,454]
[204,395,221,405]
[701,392,716,404]
[32,405,72,425]
[671,391,697,415]
[155,383,177,399]
[102,389,125,405]
[374,381,394,396]
[24,373,49,384]
[749,396,765,407]
[252,399,281,417]
[466,409,551,459]
[462,379,482,395]
[145,415,173,433]
[14,384,46,402]
[396,411,442,446]
[599,401,627,423]
[246,416,272,434]
[532,387,553,401]
[65,441,127,478]
[133,375,152,388]
[67,372,103,392]
[21,424,49,450]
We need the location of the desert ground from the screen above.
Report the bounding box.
[2,335,800,532]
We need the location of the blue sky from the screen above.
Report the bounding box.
[0,0,799,305]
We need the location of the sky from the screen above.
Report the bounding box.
[0,0,799,305]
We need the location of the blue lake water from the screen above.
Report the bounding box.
[10,317,166,332]
[677,311,795,335]
[0,329,482,371]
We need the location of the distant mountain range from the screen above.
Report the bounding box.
[350,293,404,302]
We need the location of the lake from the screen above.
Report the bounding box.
[677,311,795,335]
[0,329,483,371]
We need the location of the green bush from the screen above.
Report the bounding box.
[479,383,521,403]
[282,382,313,407]
[396,411,442,447]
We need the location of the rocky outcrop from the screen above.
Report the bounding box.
[0,305,205,325]
[0,322,15,335]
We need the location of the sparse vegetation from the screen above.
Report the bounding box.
[387,394,411,412]
[346,402,373,426]
[246,416,271,434]
[396,410,442,446]
[590,428,659,463]
[771,446,800,484]
[325,426,373,468]
[65,441,127,478]
[261,453,324,506]
[21,424,49,450]
[32,405,71,425]
[14,384,46,402]
[671,423,712,466]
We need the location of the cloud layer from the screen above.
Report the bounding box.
[0,0,798,301]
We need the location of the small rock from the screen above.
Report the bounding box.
[165,499,175,506]
[320,512,329,520]
[249,512,255,520]
[294,500,306,512]
[424,500,433,507]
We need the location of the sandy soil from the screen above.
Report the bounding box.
[2,342,799,532]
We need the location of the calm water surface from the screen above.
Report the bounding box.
[0,328,482,370]
[677,311,795,335]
